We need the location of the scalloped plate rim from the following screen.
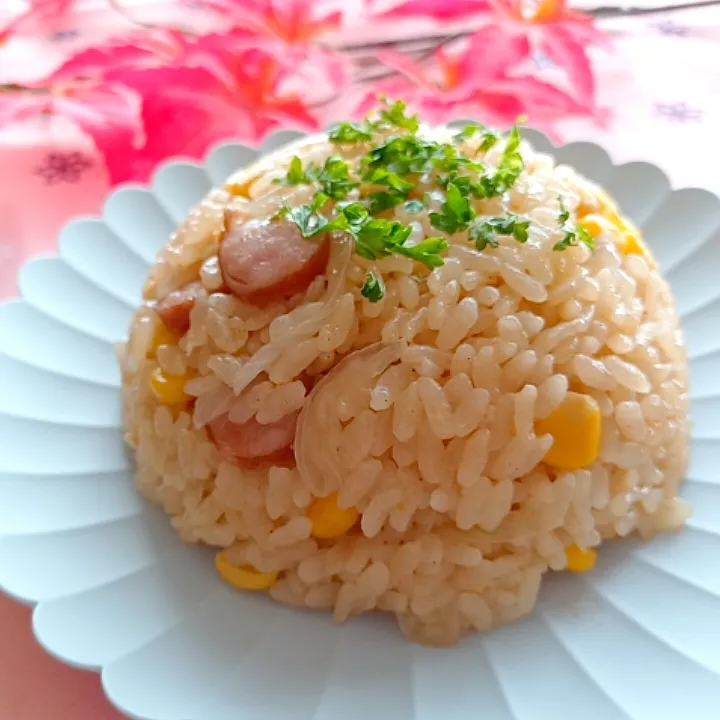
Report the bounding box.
[1,125,719,720]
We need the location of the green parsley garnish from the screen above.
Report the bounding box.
[277,101,531,269]
[454,123,501,152]
[453,123,484,141]
[469,214,530,251]
[377,98,419,132]
[329,99,419,142]
[554,226,594,252]
[363,135,438,176]
[367,192,401,214]
[483,124,524,196]
[361,271,385,302]
[329,121,373,144]
[437,124,523,200]
[479,130,501,152]
[554,195,594,252]
[430,182,476,233]
[285,155,309,185]
[278,155,358,200]
[274,155,313,185]
[314,156,358,199]
[354,216,410,260]
[363,167,414,194]
[558,195,570,225]
[280,198,448,270]
[364,167,414,214]
[395,236,449,268]
[276,192,330,236]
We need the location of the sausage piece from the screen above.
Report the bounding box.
[154,281,206,335]
[208,410,299,468]
[219,216,330,306]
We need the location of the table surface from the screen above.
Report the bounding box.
[1,2,719,718]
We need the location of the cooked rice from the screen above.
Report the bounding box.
[120,123,690,646]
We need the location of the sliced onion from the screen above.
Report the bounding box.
[295,341,404,497]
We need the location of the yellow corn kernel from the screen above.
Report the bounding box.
[576,193,600,217]
[565,545,597,572]
[149,366,191,406]
[536,391,601,470]
[577,213,616,239]
[215,553,278,591]
[617,226,656,267]
[306,493,359,539]
[224,175,258,198]
[149,322,178,356]
[595,188,623,225]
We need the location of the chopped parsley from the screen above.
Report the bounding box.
[454,123,483,142]
[364,167,414,214]
[470,214,530,251]
[435,128,523,200]
[329,121,373,144]
[285,155,309,185]
[377,98,419,132]
[479,130,501,152]
[277,192,330,236]
[554,195,595,252]
[482,124,524,196]
[363,167,414,194]
[554,226,594,251]
[329,99,418,143]
[354,216,412,260]
[278,155,358,200]
[430,182,476,233]
[363,135,438,176]
[558,195,570,225]
[361,271,385,302]
[395,236,448,268]
[277,101,531,272]
[314,156,358,199]
[454,123,501,152]
[366,191,401,214]
[279,198,448,270]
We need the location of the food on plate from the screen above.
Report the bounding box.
[120,101,690,646]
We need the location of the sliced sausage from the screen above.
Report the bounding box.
[154,281,206,335]
[219,215,330,306]
[208,410,299,468]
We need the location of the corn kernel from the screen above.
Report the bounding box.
[215,553,278,591]
[149,322,178,356]
[565,545,597,572]
[577,213,616,239]
[149,366,191,406]
[595,188,623,225]
[617,226,656,266]
[224,175,257,198]
[536,391,601,470]
[577,199,599,217]
[306,493,359,539]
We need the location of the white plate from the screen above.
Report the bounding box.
[1,127,720,720]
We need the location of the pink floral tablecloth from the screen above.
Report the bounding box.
[1,2,719,718]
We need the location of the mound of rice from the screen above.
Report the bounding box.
[121,106,690,646]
